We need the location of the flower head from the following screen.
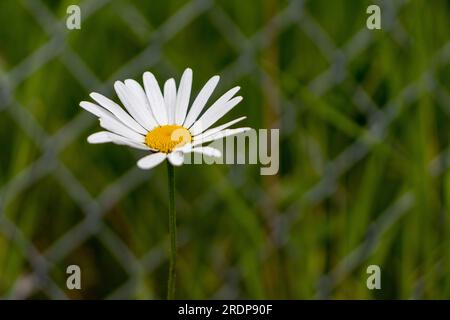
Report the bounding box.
[80,68,250,169]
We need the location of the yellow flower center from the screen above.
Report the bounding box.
[145,125,192,153]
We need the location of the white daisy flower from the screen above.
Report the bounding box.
[80,68,250,169]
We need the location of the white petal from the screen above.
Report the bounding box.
[89,92,147,134]
[186,127,251,148]
[80,101,145,142]
[182,146,222,158]
[106,132,150,150]
[87,131,110,144]
[124,79,159,128]
[114,81,157,130]
[80,101,113,121]
[99,117,145,142]
[168,151,184,166]
[175,68,193,125]
[189,87,241,135]
[164,78,177,124]
[183,75,220,128]
[87,131,149,150]
[143,72,168,125]
[193,116,246,141]
[137,152,167,170]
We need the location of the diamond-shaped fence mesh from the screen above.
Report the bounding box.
[1,0,450,299]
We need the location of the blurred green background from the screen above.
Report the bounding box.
[1,0,450,299]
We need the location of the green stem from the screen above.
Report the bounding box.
[167,162,177,300]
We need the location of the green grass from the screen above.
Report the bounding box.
[1,0,450,299]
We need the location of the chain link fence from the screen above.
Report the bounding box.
[1,0,450,299]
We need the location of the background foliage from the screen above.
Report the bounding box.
[1,0,450,299]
